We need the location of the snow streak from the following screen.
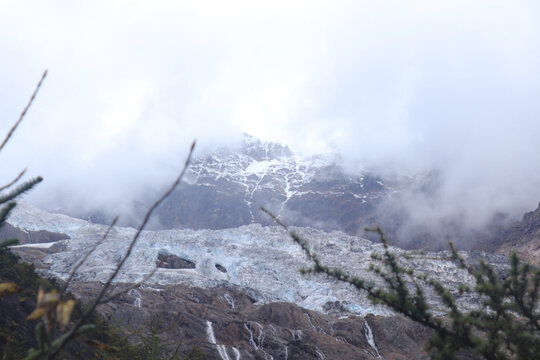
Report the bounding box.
[363,320,381,358]
[206,321,232,360]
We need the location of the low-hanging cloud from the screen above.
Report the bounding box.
[1,0,539,232]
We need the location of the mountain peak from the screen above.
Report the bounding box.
[241,133,294,161]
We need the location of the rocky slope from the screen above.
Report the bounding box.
[0,222,69,245]
[162,134,389,233]
[497,203,540,265]
[70,281,432,360]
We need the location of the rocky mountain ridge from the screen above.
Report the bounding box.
[497,203,540,265]
[76,134,399,238]
[68,134,512,252]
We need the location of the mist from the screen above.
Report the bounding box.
[1,1,539,233]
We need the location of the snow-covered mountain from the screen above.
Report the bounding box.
[50,134,510,251]
[151,134,394,235]
[4,134,522,359]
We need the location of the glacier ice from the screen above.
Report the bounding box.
[8,202,502,317]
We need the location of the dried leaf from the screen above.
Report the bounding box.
[56,299,76,331]
[86,339,119,352]
[26,307,47,320]
[35,287,45,303]
[27,288,60,320]
[0,282,19,297]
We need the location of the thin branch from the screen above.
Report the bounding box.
[0,176,43,205]
[0,202,17,227]
[0,168,26,192]
[46,140,196,359]
[96,140,196,302]
[97,264,160,305]
[0,70,47,153]
[60,217,119,294]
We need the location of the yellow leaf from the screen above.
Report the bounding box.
[26,307,47,320]
[56,299,76,331]
[0,282,19,298]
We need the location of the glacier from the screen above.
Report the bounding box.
[8,202,501,317]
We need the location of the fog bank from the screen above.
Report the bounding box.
[1,1,539,233]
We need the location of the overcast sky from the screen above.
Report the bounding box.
[1,1,539,227]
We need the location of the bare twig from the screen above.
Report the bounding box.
[46,140,196,359]
[60,217,119,294]
[0,168,27,192]
[98,264,160,305]
[90,140,196,309]
[0,70,47,153]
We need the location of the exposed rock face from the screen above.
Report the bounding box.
[0,223,69,244]
[10,245,66,270]
[215,263,227,273]
[70,282,431,360]
[2,222,70,269]
[497,204,540,265]
[157,249,196,269]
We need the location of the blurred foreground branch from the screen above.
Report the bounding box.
[262,207,540,360]
[0,70,47,153]
[41,140,196,360]
[0,69,200,359]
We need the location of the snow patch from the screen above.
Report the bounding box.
[231,347,241,360]
[11,242,57,249]
[206,321,231,360]
[128,289,142,308]
[224,293,235,309]
[245,159,280,175]
[363,320,381,358]
[244,322,258,350]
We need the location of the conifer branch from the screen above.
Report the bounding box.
[262,207,540,359]
[0,201,17,228]
[97,264,160,305]
[0,168,27,192]
[0,177,43,205]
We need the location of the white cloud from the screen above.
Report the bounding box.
[0,0,539,227]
